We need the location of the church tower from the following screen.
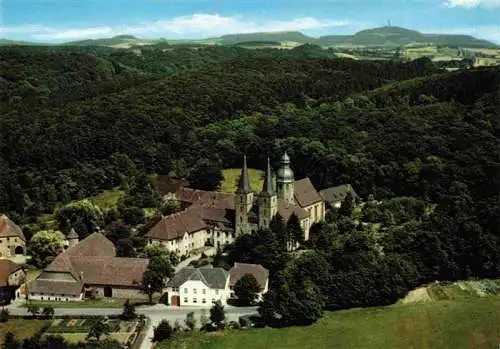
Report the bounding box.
[276,152,295,204]
[234,155,253,235]
[258,157,278,229]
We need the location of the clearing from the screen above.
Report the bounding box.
[220,168,264,194]
[158,296,500,349]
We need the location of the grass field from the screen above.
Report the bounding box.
[0,319,48,346]
[220,168,264,194]
[88,189,124,210]
[158,297,500,349]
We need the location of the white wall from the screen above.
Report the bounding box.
[28,292,83,302]
[167,279,230,307]
[150,229,208,256]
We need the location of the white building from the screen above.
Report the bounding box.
[165,266,230,307]
[228,263,269,302]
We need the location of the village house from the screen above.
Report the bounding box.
[319,184,359,209]
[28,232,149,302]
[0,259,26,303]
[228,263,269,301]
[149,153,325,255]
[165,266,230,307]
[0,215,27,262]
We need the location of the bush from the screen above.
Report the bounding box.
[0,307,9,322]
[153,320,173,342]
[227,321,240,329]
[238,316,250,328]
[158,293,169,305]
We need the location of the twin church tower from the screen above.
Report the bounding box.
[234,153,295,235]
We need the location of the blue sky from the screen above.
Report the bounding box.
[1,0,499,43]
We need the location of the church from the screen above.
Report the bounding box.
[147,153,325,255]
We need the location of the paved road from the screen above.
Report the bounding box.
[7,303,257,349]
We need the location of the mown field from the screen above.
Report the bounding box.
[158,297,500,349]
[220,168,264,194]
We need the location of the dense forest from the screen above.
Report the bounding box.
[0,44,499,327]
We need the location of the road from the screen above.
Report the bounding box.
[7,303,258,349]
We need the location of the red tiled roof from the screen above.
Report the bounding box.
[229,263,269,291]
[146,209,207,241]
[278,199,309,221]
[64,232,116,257]
[176,188,235,210]
[0,215,26,241]
[70,257,149,287]
[294,178,323,207]
[40,232,148,288]
[0,260,23,287]
[28,279,83,296]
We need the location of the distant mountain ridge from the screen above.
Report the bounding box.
[1,26,497,48]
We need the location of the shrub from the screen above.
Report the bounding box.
[0,307,9,322]
[153,320,173,342]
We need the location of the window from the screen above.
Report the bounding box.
[184,297,188,303]
[184,288,188,293]
[193,289,197,294]
[202,289,206,295]
[202,298,206,304]
[173,287,179,292]
[193,298,197,303]
[215,290,219,295]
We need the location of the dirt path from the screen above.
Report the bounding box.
[401,287,431,304]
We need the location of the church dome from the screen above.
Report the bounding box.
[277,152,294,182]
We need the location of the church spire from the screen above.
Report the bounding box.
[261,157,274,196]
[236,154,252,194]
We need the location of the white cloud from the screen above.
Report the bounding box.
[444,0,500,8]
[1,13,352,42]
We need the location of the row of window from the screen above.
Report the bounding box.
[184,298,214,304]
[172,287,219,295]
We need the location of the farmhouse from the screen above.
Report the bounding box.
[149,153,325,255]
[165,266,230,307]
[229,263,269,301]
[28,232,149,301]
[0,259,26,303]
[319,184,358,209]
[0,215,27,261]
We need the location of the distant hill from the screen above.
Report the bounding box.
[317,26,498,48]
[215,31,315,45]
[64,34,164,47]
[1,26,497,48]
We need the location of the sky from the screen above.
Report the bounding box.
[1,0,499,43]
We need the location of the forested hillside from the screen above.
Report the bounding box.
[0,45,499,299]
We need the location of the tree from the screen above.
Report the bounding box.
[234,274,261,306]
[26,304,40,318]
[28,230,65,268]
[142,255,175,303]
[187,159,223,191]
[153,320,173,342]
[0,307,9,322]
[121,300,136,320]
[184,311,197,331]
[42,306,55,319]
[210,300,226,329]
[55,199,104,238]
[87,316,110,341]
[124,174,158,208]
[285,213,304,250]
[4,332,19,349]
[141,244,179,266]
[338,191,355,217]
[159,197,181,216]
